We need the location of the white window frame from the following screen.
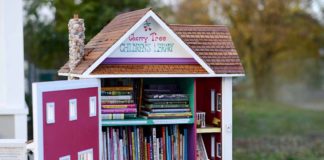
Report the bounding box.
[69,99,77,121]
[217,93,222,112]
[211,89,216,113]
[89,96,97,117]
[217,142,222,158]
[78,148,93,160]
[59,155,71,160]
[46,102,55,124]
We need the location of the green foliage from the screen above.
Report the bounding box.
[233,99,324,160]
[24,0,149,69]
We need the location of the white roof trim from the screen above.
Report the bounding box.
[81,10,215,76]
[59,72,244,78]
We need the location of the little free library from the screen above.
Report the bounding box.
[32,8,244,160]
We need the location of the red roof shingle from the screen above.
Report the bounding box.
[58,8,244,76]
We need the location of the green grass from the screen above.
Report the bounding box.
[233,99,324,160]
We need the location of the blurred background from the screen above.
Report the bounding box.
[23,0,324,159]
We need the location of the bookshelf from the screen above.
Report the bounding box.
[102,118,194,126]
[196,127,221,134]
[33,8,242,160]
[99,78,197,159]
[99,77,223,160]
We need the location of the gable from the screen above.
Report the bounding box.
[104,17,194,64]
[58,8,244,78]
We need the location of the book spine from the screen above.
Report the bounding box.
[123,129,127,160]
[162,127,166,160]
[128,127,132,160]
[119,139,123,160]
[101,108,137,113]
[101,99,135,104]
[103,132,107,160]
[113,128,117,160]
[137,128,140,160]
[132,130,135,160]
[150,136,153,160]
[140,128,144,160]
[107,128,110,160]
[102,104,136,109]
[184,128,187,160]
[156,138,160,160]
[144,137,147,160]
[102,95,133,100]
[102,86,133,91]
[102,90,132,96]
[152,127,157,160]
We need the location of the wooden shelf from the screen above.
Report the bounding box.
[102,117,194,126]
[197,126,221,133]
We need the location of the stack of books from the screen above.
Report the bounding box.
[101,86,137,120]
[141,85,192,119]
[102,125,188,160]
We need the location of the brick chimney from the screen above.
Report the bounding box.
[68,14,85,72]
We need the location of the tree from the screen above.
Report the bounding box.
[154,0,324,100]
[219,0,324,99]
[24,0,149,69]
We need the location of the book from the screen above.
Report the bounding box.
[102,95,133,100]
[145,94,188,99]
[144,104,189,109]
[102,104,136,109]
[101,90,132,96]
[141,111,192,119]
[102,99,135,105]
[145,98,189,102]
[102,113,137,120]
[197,134,208,160]
[102,125,188,160]
[142,108,191,113]
[101,108,137,114]
[102,86,133,91]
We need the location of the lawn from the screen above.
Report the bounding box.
[233,99,324,160]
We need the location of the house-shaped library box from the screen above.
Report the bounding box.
[32,8,244,160]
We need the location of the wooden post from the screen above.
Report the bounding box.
[222,77,233,160]
[0,0,28,159]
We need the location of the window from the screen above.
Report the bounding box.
[217,143,222,158]
[211,89,216,113]
[78,148,93,160]
[46,102,55,124]
[217,93,222,112]
[89,96,97,117]
[59,155,71,160]
[69,99,77,121]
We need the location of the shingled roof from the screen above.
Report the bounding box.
[169,24,244,74]
[58,8,244,77]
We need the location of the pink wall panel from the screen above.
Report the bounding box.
[195,78,222,160]
[42,87,99,160]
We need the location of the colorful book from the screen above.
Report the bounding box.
[102,90,132,96]
[145,98,189,102]
[102,113,137,120]
[102,99,135,104]
[102,95,133,100]
[141,111,192,118]
[101,108,137,114]
[142,108,190,113]
[102,86,133,91]
[144,104,189,109]
[102,104,136,109]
